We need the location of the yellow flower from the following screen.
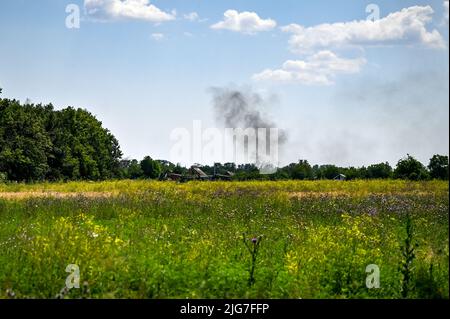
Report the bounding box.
[285,251,299,274]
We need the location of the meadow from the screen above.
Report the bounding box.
[0,180,448,299]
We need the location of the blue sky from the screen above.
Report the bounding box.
[0,0,448,167]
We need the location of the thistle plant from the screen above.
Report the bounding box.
[243,233,263,286]
[400,214,417,298]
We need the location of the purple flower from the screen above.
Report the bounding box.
[251,237,258,244]
[368,207,378,217]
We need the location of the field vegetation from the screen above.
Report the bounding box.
[0,180,448,299]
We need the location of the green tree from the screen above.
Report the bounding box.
[367,162,393,179]
[428,155,449,180]
[341,167,364,180]
[173,164,186,175]
[394,155,429,181]
[128,160,144,179]
[0,99,51,181]
[140,156,162,179]
[44,107,122,180]
[289,160,313,180]
[321,165,341,180]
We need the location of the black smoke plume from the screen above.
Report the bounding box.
[210,87,288,170]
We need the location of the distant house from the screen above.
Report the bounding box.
[334,174,346,181]
[213,170,234,181]
[189,167,210,180]
[226,171,235,177]
[162,166,235,182]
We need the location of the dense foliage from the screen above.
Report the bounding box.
[0,97,122,182]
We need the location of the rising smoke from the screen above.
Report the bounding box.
[209,87,288,170]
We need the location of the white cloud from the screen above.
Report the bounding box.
[282,5,445,54]
[211,10,277,34]
[84,0,175,22]
[252,51,366,85]
[151,33,165,41]
[443,1,449,25]
[184,12,199,22]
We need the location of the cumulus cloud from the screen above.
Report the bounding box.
[184,12,199,21]
[211,10,277,34]
[282,5,445,54]
[84,0,175,22]
[253,51,366,85]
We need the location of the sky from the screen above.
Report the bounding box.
[0,0,449,168]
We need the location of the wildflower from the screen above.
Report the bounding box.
[90,232,99,238]
[6,288,15,299]
[243,233,263,286]
[368,207,378,217]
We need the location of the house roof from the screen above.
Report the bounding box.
[191,167,209,178]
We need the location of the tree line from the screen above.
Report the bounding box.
[225,155,448,181]
[116,154,449,181]
[0,92,448,182]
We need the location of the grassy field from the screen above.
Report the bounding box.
[0,180,448,299]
